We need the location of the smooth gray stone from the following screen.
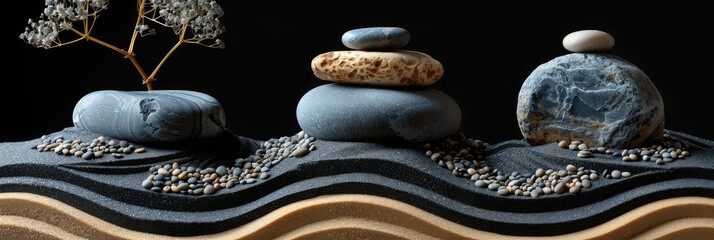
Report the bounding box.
[517,53,664,148]
[341,27,410,50]
[296,83,461,143]
[73,90,226,143]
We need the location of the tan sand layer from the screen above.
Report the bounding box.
[1,192,713,240]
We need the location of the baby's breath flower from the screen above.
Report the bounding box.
[21,0,228,91]
[20,0,109,48]
[213,39,224,49]
[135,24,157,37]
[145,0,225,47]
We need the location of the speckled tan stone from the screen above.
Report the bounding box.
[311,50,443,86]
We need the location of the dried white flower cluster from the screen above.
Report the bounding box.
[141,0,226,48]
[19,0,227,90]
[19,0,109,48]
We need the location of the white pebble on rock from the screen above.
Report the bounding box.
[562,30,615,53]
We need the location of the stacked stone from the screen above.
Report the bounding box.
[298,27,462,143]
[517,30,665,149]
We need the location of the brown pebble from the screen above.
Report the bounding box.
[558,141,569,149]
[134,148,146,153]
[577,151,592,158]
[292,147,310,158]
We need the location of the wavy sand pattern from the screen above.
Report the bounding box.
[1,127,713,238]
[2,193,714,239]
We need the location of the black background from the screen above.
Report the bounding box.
[4,1,713,143]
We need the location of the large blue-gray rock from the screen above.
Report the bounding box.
[341,27,410,50]
[73,90,226,143]
[296,83,461,143]
[517,53,665,148]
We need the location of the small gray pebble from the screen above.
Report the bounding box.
[554,182,566,194]
[569,185,581,194]
[215,166,227,176]
[611,170,622,179]
[203,185,215,195]
[141,179,152,189]
[530,191,539,198]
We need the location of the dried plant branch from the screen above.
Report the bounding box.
[20,0,226,91]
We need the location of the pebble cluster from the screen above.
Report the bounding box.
[32,135,145,160]
[143,131,316,195]
[423,133,636,198]
[421,132,487,177]
[560,133,691,165]
[473,164,604,197]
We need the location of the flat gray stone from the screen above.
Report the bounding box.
[517,53,664,148]
[296,83,461,143]
[341,27,410,50]
[73,90,226,143]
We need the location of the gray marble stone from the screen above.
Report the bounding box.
[341,27,410,50]
[517,53,665,148]
[73,90,226,143]
[296,83,461,143]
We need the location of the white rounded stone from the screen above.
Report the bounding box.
[562,30,615,53]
